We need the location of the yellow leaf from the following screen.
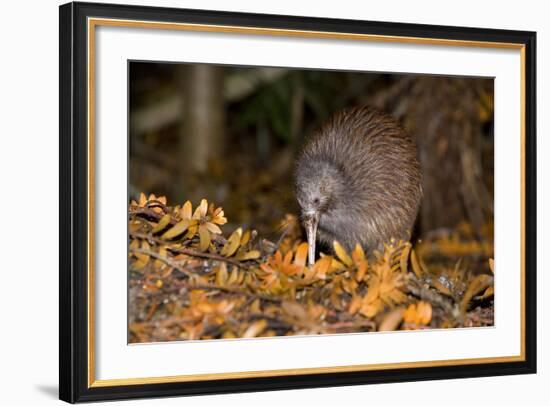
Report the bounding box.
[161,219,190,240]
[222,331,236,339]
[198,225,211,251]
[489,258,494,274]
[240,230,251,246]
[180,200,192,219]
[132,259,148,270]
[328,256,346,272]
[138,192,147,206]
[193,198,208,219]
[333,241,353,266]
[216,263,228,286]
[152,214,171,234]
[153,247,167,269]
[227,267,239,285]
[235,250,260,261]
[221,228,242,257]
[205,222,222,234]
[250,299,261,313]
[352,244,368,282]
[185,222,198,239]
[212,212,227,225]
[134,241,150,264]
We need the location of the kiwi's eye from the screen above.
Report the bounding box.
[313,198,320,205]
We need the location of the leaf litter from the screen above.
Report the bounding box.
[129,193,494,343]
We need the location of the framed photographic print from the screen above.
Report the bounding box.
[59,1,536,403]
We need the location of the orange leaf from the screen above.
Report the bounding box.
[333,241,353,266]
[352,243,365,264]
[294,242,309,267]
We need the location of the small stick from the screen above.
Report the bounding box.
[130,232,245,268]
[172,247,248,269]
[406,274,455,314]
[130,248,279,303]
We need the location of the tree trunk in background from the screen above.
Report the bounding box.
[177,64,225,202]
[374,76,494,236]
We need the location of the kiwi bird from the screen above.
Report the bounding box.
[295,106,422,265]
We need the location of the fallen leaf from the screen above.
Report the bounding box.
[162,219,190,240]
[333,241,353,266]
[379,308,405,331]
[152,214,171,234]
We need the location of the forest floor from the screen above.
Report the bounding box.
[128,194,494,343]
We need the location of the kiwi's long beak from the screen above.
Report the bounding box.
[303,211,319,266]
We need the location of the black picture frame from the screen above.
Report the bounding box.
[59,1,537,403]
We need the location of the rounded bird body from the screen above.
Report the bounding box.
[295,106,422,264]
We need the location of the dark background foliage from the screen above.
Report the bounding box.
[129,62,494,239]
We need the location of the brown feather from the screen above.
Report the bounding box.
[295,106,422,255]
